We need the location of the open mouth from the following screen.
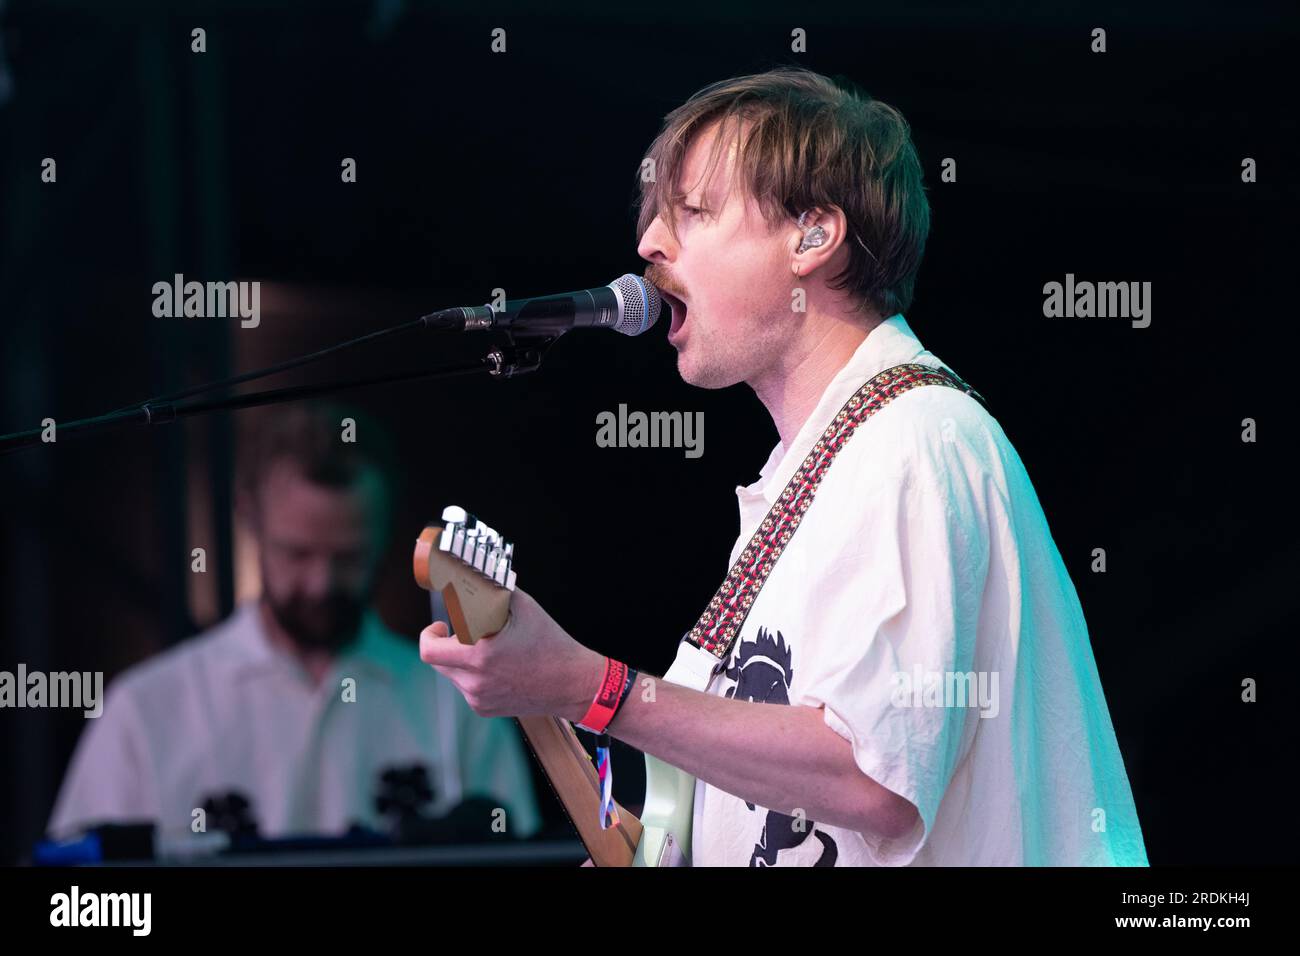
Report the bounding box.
[660,289,689,337]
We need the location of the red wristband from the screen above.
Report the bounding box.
[577,658,630,734]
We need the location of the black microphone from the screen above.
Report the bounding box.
[421,273,662,338]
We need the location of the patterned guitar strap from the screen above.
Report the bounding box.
[686,362,989,671]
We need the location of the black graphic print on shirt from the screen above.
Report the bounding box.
[723,626,839,867]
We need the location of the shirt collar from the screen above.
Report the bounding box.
[737,313,936,507]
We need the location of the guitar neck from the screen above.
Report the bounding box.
[515,714,642,867]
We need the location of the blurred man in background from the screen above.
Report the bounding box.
[48,401,539,843]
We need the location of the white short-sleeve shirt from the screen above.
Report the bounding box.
[663,314,1148,867]
[48,602,541,841]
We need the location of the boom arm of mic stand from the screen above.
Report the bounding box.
[0,336,560,456]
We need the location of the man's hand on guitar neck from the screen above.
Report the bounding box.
[418,587,920,845]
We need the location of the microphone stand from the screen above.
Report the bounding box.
[0,329,556,456]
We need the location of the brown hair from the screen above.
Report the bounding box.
[636,66,930,317]
[236,401,396,517]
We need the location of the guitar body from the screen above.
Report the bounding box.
[413,513,643,866]
[632,753,695,867]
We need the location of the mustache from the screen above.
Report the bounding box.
[643,263,687,301]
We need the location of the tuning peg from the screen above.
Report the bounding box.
[472,533,491,573]
[434,506,517,589]
[493,538,516,590]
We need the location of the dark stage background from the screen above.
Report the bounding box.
[0,0,1296,867]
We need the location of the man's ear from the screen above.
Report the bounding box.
[790,206,850,277]
[233,483,259,532]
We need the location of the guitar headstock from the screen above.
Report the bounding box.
[413,506,516,645]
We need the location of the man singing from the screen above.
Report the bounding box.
[419,67,1147,866]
